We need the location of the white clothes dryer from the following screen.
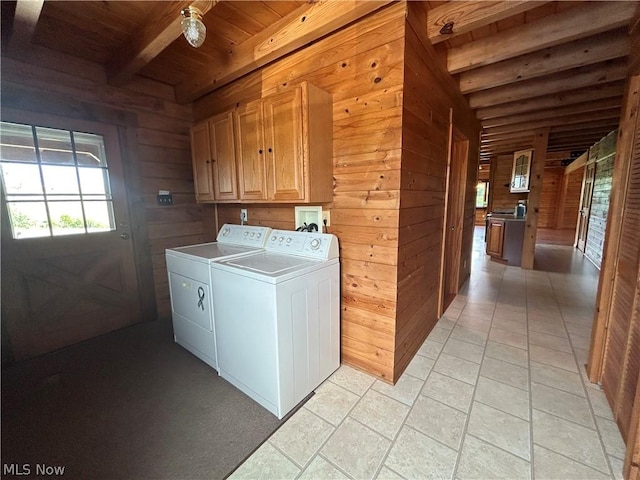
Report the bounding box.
[210,230,340,419]
[165,224,271,370]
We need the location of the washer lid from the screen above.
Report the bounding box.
[221,252,320,275]
[167,242,262,262]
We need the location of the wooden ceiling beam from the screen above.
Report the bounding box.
[448,1,636,74]
[7,0,44,56]
[427,1,548,45]
[482,108,621,136]
[564,151,589,175]
[551,118,619,133]
[107,0,216,87]
[475,82,625,120]
[481,145,534,156]
[469,59,627,109]
[481,133,533,144]
[481,97,623,128]
[459,29,629,94]
[550,127,616,141]
[480,135,534,146]
[176,0,393,103]
[548,138,611,150]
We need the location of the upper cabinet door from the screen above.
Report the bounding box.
[234,100,268,200]
[209,111,238,201]
[510,149,532,193]
[263,87,305,201]
[190,121,214,202]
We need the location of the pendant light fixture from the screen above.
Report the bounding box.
[181,6,206,48]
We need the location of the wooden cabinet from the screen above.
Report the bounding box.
[190,81,333,204]
[486,220,505,257]
[486,217,525,266]
[190,121,214,202]
[209,111,238,201]
[235,100,268,200]
[263,87,305,201]
[190,112,238,202]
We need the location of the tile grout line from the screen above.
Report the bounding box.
[450,266,502,480]
[371,304,462,480]
[546,264,618,480]
[525,268,536,480]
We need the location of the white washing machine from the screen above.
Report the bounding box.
[210,230,340,419]
[165,224,272,370]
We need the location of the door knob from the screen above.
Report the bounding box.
[120,233,130,240]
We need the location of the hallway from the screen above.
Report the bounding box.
[230,227,626,480]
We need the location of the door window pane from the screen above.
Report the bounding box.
[0,123,37,163]
[36,127,75,165]
[6,201,50,238]
[78,167,111,196]
[48,201,86,236]
[1,163,44,194]
[74,132,108,167]
[41,165,80,195]
[83,201,114,232]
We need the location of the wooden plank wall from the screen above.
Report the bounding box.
[538,168,563,228]
[1,50,215,320]
[585,132,617,269]
[394,2,480,381]
[196,3,408,381]
[558,165,585,229]
[489,154,528,212]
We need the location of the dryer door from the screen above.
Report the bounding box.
[168,272,212,332]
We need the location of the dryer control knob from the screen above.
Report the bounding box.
[279,236,284,242]
[271,235,277,241]
[222,228,230,236]
[257,233,262,239]
[250,232,255,237]
[310,238,321,250]
[286,237,292,243]
[244,231,249,236]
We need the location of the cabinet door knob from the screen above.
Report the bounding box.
[259,149,263,154]
[268,147,273,153]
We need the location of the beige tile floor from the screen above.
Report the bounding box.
[230,229,625,480]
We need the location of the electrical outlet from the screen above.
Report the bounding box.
[322,210,330,227]
[240,209,248,222]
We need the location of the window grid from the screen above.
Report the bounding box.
[1,122,116,239]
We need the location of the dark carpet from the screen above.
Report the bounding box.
[1,318,283,479]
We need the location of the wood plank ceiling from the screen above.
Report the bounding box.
[2,0,639,164]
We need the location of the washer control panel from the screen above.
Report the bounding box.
[266,230,339,259]
[216,224,272,247]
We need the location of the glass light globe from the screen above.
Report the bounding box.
[181,13,206,48]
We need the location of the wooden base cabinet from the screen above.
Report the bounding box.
[191,81,333,204]
[486,217,525,266]
[486,219,505,257]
